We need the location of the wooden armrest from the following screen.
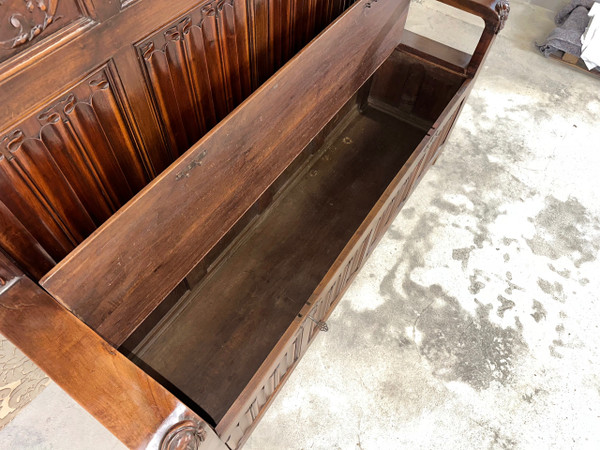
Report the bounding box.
[423,0,509,76]
[436,0,510,32]
[0,252,226,450]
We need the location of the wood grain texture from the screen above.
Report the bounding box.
[138,0,354,165]
[0,63,149,278]
[399,30,471,74]
[369,47,466,126]
[137,0,254,159]
[251,0,354,85]
[132,105,426,424]
[0,0,355,279]
[0,252,227,450]
[42,0,411,347]
[0,201,55,280]
[217,59,473,446]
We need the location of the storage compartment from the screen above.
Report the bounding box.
[120,44,468,428]
[0,0,508,447]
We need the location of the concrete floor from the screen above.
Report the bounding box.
[2,0,600,448]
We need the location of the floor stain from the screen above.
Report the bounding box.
[530,300,547,322]
[469,273,486,295]
[537,278,566,303]
[526,196,600,268]
[521,387,545,404]
[453,247,475,270]
[406,280,527,390]
[497,295,516,318]
[504,272,523,295]
[472,418,518,450]
[548,263,571,279]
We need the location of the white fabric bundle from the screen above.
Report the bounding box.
[581,2,600,69]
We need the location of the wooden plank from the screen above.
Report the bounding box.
[549,51,600,80]
[42,0,411,347]
[562,52,580,64]
[0,253,226,450]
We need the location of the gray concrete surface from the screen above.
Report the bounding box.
[3,1,600,449]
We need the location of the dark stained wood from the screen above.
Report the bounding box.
[0,0,92,67]
[42,0,411,347]
[369,48,466,127]
[0,0,355,280]
[0,0,509,448]
[0,200,55,280]
[132,104,427,423]
[0,252,227,450]
[218,68,473,448]
[399,30,471,74]
[121,89,364,356]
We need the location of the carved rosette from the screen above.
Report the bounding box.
[495,0,510,32]
[160,420,207,450]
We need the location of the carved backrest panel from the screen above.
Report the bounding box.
[0,0,355,280]
[0,63,149,278]
[137,0,354,160]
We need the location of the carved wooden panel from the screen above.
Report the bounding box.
[0,62,151,279]
[0,0,91,64]
[222,324,305,449]
[137,0,356,163]
[137,0,253,161]
[251,0,354,85]
[221,229,373,449]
